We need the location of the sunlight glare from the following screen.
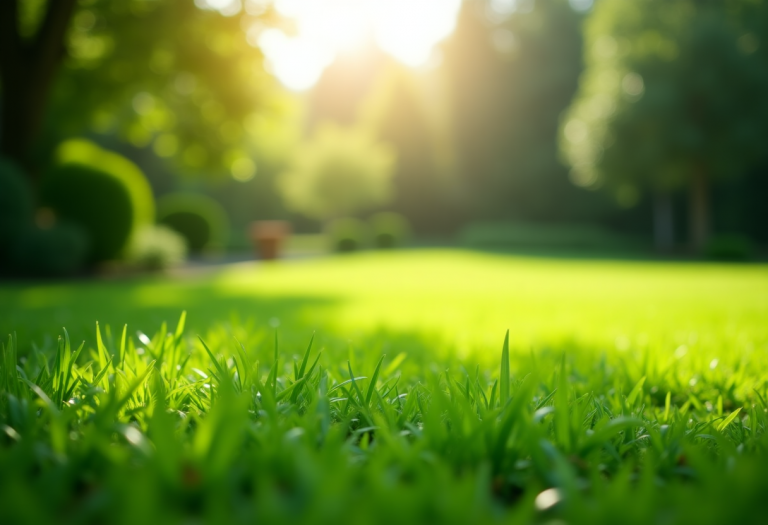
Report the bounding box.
[259,0,463,90]
[259,28,335,91]
[373,0,462,67]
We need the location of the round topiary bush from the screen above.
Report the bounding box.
[325,217,368,253]
[157,193,229,254]
[0,157,34,253]
[39,140,154,262]
[369,212,410,249]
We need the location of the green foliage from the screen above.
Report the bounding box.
[0,158,34,254]
[705,234,755,261]
[369,212,410,249]
[39,140,154,262]
[459,221,644,252]
[0,157,89,276]
[158,193,229,253]
[561,0,768,196]
[325,217,368,252]
[45,0,293,177]
[445,0,590,222]
[279,124,396,220]
[127,225,188,271]
[41,163,133,262]
[10,223,90,277]
[360,68,459,233]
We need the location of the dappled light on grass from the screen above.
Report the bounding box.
[212,250,768,360]
[4,250,767,361]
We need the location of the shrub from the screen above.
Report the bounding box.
[157,193,229,253]
[459,221,642,251]
[705,234,754,261]
[278,124,396,220]
[0,158,34,255]
[369,212,410,249]
[39,140,154,262]
[127,225,188,271]
[11,223,90,277]
[325,217,368,253]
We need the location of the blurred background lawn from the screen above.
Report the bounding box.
[3,251,766,380]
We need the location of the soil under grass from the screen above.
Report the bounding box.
[1,250,767,524]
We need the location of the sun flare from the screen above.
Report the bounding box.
[257,0,463,90]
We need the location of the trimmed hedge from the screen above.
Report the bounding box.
[40,140,154,262]
[157,193,229,254]
[325,217,368,253]
[369,212,410,249]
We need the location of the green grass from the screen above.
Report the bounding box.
[2,250,768,524]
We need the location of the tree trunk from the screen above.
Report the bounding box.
[0,65,45,175]
[653,192,674,251]
[688,164,710,252]
[0,0,78,176]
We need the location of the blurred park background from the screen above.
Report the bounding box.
[1,0,768,278]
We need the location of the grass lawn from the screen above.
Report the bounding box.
[2,249,768,524]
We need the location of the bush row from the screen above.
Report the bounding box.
[0,141,231,276]
[325,213,410,253]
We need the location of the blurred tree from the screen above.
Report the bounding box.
[0,0,78,174]
[278,124,396,221]
[362,66,461,234]
[1,0,287,180]
[561,0,768,250]
[444,0,598,224]
[309,49,460,235]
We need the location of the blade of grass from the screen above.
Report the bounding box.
[500,330,510,407]
[365,355,386,406]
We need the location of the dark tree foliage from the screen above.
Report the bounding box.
[1,0,281,178]
[444,0,601,224]
[562,0,768,249]
[0,0,78,176]
[375,73,460,234]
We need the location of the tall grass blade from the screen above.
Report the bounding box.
[500,329,510,407]
[365,355,386,406]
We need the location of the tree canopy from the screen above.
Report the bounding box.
[1,0,290,178]
[278,124,396,221]
[561,0,768,247]
[445,0,591,223]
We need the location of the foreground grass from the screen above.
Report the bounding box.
[2,314,768,524]
[2,251,768,523]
